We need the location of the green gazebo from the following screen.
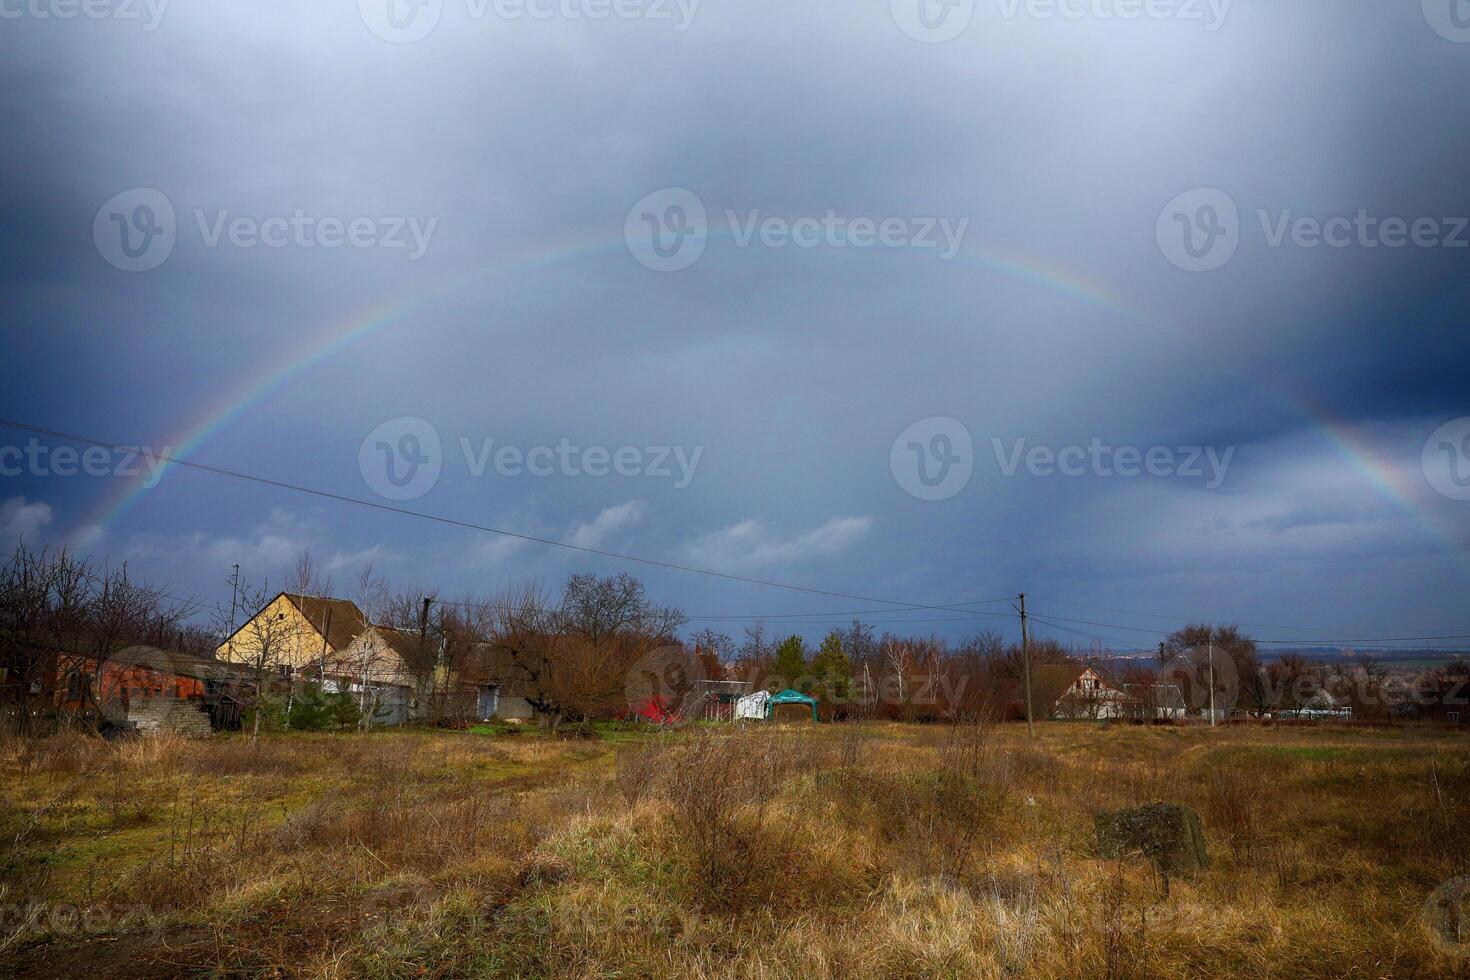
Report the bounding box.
[766,688,819,722]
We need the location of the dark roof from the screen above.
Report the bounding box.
[216,592,370,653]
[373,626,428,662]
[472,644,538,698]
[1030,663,1091,711]
[283,594,370,651]
[106,645,255,682]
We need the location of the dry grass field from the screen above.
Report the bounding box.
[2,721,1468,978]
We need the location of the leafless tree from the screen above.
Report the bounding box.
[739,622,771,662]
[64,562,189,725]
[0,546,192,733]
[214,578,309,743]
[558,572,685,643]
[287,550,333,600]
[484,575,684,729]
[0,546,89,733]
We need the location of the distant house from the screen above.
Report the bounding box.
[54,645,253,734]
[1275,689,1353,721]
[467,645,542,723]
[1032,663,1131,720]
[220,594,535,726]
[1123,682,1187,721]
[216,593,370,671]
[301,625,421,726]
[1400,667,1469,726]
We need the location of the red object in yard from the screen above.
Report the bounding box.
[632,695,683,724]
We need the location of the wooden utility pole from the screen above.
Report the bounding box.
[1207,642,1216,728]
[226,563,241,660]
[1019,593,1034,739]
[318,607,333,684]
[418,596,434,703]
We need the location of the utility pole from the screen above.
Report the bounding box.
[318,608,332,685]
[1208,642,1216,728]
[418,596,434,654]
[418,596,434,708]
[1019,593,1034,739]
[227,563,241,660]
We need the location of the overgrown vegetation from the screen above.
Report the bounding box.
[1,722,1468,977]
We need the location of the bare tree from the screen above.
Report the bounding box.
[65,563,189,726]
[881,634,915,715]
[485,575,685,729]
[559,572,685,643]
[287,550,333,601]
[0,546,90,733]
[739,622,771,663]
[215,578,309,743]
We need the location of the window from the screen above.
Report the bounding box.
[1449,711,1461,723]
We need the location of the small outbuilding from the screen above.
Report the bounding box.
[766,688,819,723]
[734,690,770,721]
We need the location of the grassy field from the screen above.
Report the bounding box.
[2,721,1468,978]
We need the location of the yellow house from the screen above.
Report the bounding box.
[216,593,369,670]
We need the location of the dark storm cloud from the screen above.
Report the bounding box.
[1,0,1467,641]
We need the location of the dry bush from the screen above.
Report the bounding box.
[936,718,991,779]
[613,739,664,804]
[616,729,814,912]
[837,727,869,768]
[181,737,307,777]
[1202,765,1261,860]
[0,730,103,778]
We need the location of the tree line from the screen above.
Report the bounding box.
[4,544,1465,733]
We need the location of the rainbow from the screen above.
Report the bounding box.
[1275,391,1470,585]
[66,237,1139,547]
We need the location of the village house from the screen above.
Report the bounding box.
[215,593,370,671]
[1123,682,1188,721]
[309,624,427,726]
[221,593,535,726]
[54,644,254,734]
[1031,663,1132,720]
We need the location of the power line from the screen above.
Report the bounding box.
[1028,613,1150,651]
[0,417,1012,618]
[7,418,1466,649]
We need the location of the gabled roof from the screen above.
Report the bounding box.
[1030,663,1092,711]
[216,592,370,654]
[283,594,370,651]
[370,625,427,661]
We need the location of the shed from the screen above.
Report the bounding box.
[766,688,819,723]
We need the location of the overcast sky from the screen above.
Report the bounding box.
[2,0,1468,650]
